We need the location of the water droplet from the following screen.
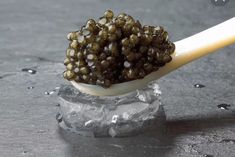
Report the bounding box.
[37,130,46,133]
[211,0,229,6]
[56,113,63,123]
[194,84,205,88]
[21,68,37,74]
[203,154,213,157]
[44,90,56,95]
[49,91,55,95]
[111,115,119,123]
[27,86,34,90]
[84,120,93,127]
[109,144,124,150]
[217,104,231,110]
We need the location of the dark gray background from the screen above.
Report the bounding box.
[0,0,234,156]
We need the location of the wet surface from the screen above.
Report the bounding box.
[0,0,235,156]
[58,113,235,157]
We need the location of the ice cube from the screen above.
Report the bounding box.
[57,80,166,137]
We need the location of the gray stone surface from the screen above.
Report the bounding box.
[0,0,234,156]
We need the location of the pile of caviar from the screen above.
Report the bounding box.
[63,10,175,88]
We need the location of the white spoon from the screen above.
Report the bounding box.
[71,17,235,96]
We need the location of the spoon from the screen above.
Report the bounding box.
[71,17,235,96]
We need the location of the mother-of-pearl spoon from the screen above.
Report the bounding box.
[71,17,235,96]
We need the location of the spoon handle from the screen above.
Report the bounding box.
[160,17,235,77]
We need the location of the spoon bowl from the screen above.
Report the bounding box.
[71,17,235,96]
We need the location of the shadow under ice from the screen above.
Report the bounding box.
[58,110,234,157]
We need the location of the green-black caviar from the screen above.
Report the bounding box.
[64,10,175,88]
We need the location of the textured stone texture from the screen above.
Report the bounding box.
[0,0,234,156]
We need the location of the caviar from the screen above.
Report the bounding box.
[63,10,175,88]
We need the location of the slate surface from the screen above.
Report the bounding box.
[0,0,234,156]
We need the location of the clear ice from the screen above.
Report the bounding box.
[57,81,166,137]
